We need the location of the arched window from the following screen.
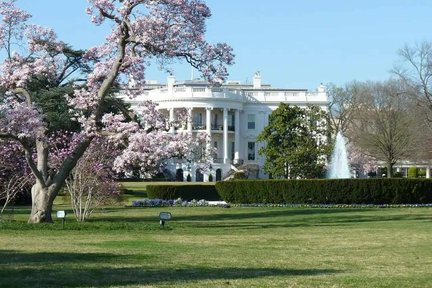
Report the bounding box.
[216,169,222,181]
[196,169,204,182]
[176,169,184,182]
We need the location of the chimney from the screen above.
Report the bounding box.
[317,83,326,93]
[167,75,175,93]
[253,71,262,89]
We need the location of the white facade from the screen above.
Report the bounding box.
[126,73,329,181]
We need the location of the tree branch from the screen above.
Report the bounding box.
[19,139,46,187]
[52,137,92,191]
[13,87,32,105]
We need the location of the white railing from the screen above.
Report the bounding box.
[140,87,327,104]
[147,87,245,101]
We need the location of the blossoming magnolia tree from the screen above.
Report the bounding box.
[347,143,378,177]
[0,0,234,223]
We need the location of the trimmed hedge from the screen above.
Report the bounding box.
[215,179,432,204]
[146,185,221,201]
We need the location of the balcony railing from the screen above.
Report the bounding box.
[192,123,235,131]
[192,124,206,130]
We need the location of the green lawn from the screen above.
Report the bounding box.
[0,206,431,287]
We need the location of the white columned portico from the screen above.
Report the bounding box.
[169,108,175,134]
[223,108,229,164]
[427,166,431,178]
[234,109,240,163]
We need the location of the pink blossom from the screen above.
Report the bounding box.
[0,99,44,139]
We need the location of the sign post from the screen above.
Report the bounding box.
[56,210,66,229]
[159,212,172,227]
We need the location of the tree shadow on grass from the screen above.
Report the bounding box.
[0,250,339,287]
[189,212,432,230]
[0,250,134,265]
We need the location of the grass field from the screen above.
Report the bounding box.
[1,205,431,287]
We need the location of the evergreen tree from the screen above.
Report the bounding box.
[257,104,330,179]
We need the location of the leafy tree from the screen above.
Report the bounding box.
[407,166,418,178]
[0,0,234,223]
[257,104,330,179]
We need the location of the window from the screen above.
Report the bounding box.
[213,113,218,129]
[229,113,235,131]
[247,114,255,129]
[231,142,235,160]
[193,112,203,128]
[247,142,255,160]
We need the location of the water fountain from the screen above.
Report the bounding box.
[327,132,351,178]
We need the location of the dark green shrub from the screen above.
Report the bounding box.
[146,185,221,201]
[418,168,426,178]
[393,172,403,178]
[215,179,432,204]
[186,174,192,182]
[408,167,418,178]
[378,167,387,178]
[208,174,213,182]
[232,171,247,179]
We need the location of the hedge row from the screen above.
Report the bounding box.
[146,185,221,201]
[215,179,432,204]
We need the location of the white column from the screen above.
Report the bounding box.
[223,108,229,164]
[206,107,212,155]
[187,108,192,134]
[427,166,431,178]
[206,107,211,135]
[234,109,240,163]
[169,108,175,134]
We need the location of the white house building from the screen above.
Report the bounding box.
[126,72,329,181]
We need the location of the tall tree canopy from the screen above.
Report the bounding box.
[347,80,418,178]
[0,0,234,223]
[257,104,330,179]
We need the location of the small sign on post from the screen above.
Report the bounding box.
[57,210,66,228]
[159,212,172,227]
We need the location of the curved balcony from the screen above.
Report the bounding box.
[191,123,235,131]
[147,87,245,102]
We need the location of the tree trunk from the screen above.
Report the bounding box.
[386,162,393,178]
[28,182,55,223]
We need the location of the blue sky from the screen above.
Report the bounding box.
[17,0,432,90]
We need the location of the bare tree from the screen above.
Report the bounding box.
[349,80,417,178]
[394,42,432,122]
[64,140,120,222]
[65,164,119,222]
[327,81,366,137]
[393,43,432,166]
[0,174,31,215]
